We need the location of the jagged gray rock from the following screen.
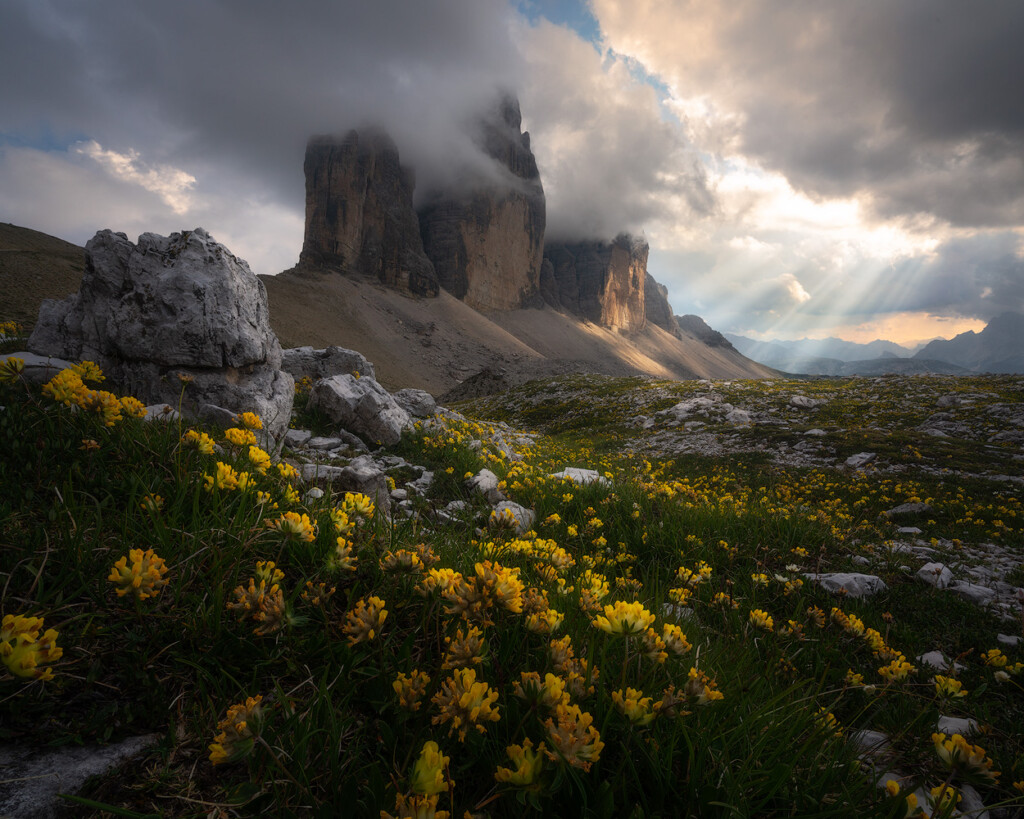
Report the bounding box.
[307,374,412,446]
[27,228,293,437]
[282,345,375,381]
[393,388,437,418]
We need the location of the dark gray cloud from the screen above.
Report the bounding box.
[597,0,1024,231]
[0,0,525,210]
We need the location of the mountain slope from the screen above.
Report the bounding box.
[0,223,85,327]
[260,267,775,394]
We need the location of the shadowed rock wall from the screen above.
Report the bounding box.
[418,94,546,311]
[300,130,438,297]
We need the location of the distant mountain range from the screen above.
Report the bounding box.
[912,312,1024,373]
[727,312,1024,375]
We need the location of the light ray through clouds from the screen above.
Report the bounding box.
[0,0,1021,343]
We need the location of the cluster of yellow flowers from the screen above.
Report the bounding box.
[209,695,263,765]
[227,562,289,636]
[0,355,25,384]
[0,614,62,681]
[108,548,169,601]
[343,596,388,646]
[266,511,317,542]
[381,741,454,819]
[41,365,146,425]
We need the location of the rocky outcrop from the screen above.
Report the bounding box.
[418,94,546,311]
[27,228,294,437]
[282,345,375,382]
[541,234,648,332]
[675,314,735,350]
[644,274,679,337]
[299,130,438,297]
[307,374,412,446]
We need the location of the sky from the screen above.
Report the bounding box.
[2,0,1023,346]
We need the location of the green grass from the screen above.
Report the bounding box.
[1,351,1023,818]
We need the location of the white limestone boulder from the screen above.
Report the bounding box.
[307,374,412,446]
[26,228,294,437]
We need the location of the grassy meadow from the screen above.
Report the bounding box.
[2,322,1023,818]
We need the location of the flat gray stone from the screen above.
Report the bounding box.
[549,468,610,486]
[917,562,954,589]
[845,452,876,468]
[997,633,1022,647]
[937,715,978,735]
[951,581,997,606]
[1,351,75,384]
[804,572,887,598]
[885,502,932,517]
[284,429,312,447]
[307,436,343,450]
[849,729,890,758]
[0,734,158,819]
[917,650,964,672]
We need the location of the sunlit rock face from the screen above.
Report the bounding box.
[541,234,649,332]
[418,94,546,311]
[300,130,439,297]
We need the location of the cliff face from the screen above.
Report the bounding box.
[300,130,438,297]
[418,95,546,311]
[541,234,649,332]
[644,273,680,337]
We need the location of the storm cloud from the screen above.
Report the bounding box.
[594,0,1024,230]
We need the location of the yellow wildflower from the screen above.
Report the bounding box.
[208,695,262,765]
[684,667,724,705]
[247,445,271,474]
[0,356,25,384]
[267,511,316,542]
[330,537,358,572]
[42,369,88,406]
[203,461,241,492]
[410,740,451,796]
[380,549,424,574]
[543,703,603,771]
[119,395,147,419]
[495,737,545,789]
[932,732,1000,782]
[393,670,431,711]
[592,600,655,635]
[431,668,500,741]
[108,548,169,600]
[182,429,216,455]
[224,427,258,447]
[661,623,691,656]
[0,614,62,681]
[934,675,967,699]
[748,608,774,632]
[612,687,655,725]
[343,596,387,646]
[442,626,486,670]
[235,411,263,430]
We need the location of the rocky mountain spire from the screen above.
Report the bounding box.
[418,93,546,311]
[540,234,649,332]
[299,129,438,297]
